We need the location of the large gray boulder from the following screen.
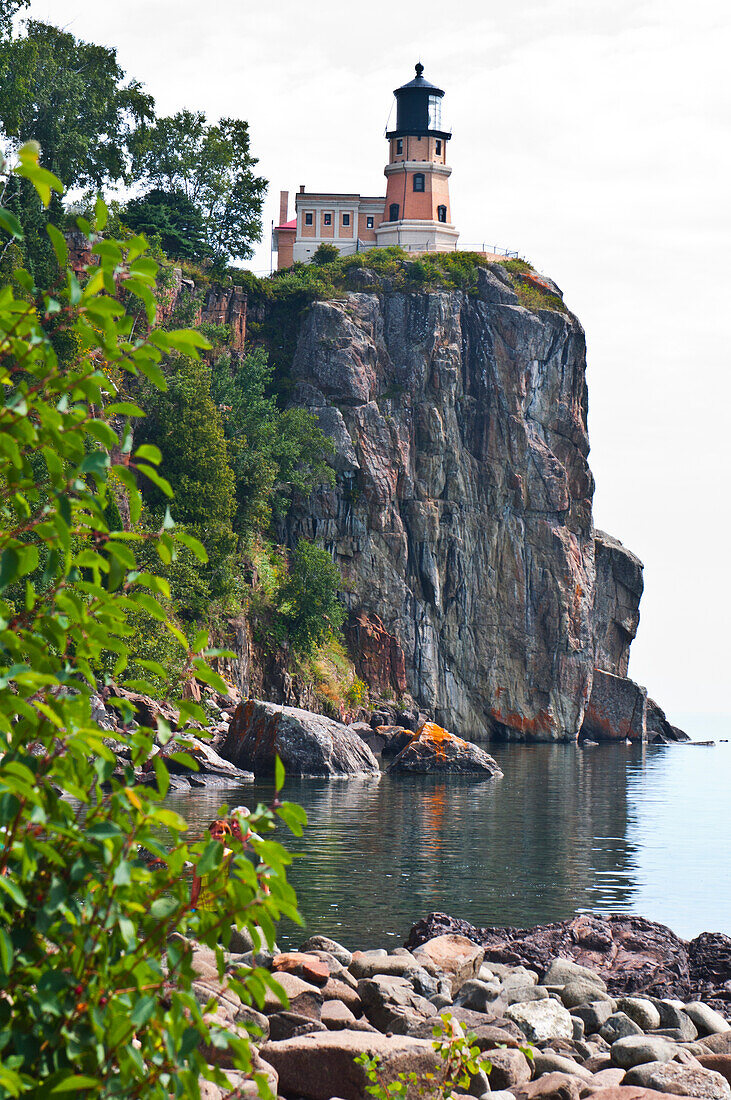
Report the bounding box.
[220,700,380,777]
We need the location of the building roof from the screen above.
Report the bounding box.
[394,62,444,97]
[275,218,297,231]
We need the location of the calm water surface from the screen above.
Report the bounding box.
[166,726,731,949]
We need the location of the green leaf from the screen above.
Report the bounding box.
[0,876,27,908]
[150,897,177,920]
[175,531,208,563]
[154,808,187,832]
[153,753,170,797]
[275,755,285,794]
[49,1076,103,1093]
[0,548,20,590]
[0,928,13,972]
[137,463,172,497]
[134,443,161,465]
[196,839,223,876]
[46,224,69,268]
[94,195,109,232]
[0,208,23,240]
[79,450,110,477]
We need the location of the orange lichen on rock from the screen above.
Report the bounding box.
[387,720,503,777]
[489,707,556,736]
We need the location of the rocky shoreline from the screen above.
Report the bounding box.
[190,913,731,1100]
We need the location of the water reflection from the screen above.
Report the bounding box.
[166,742,683,949]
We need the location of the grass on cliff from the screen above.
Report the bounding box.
[297,635,368,721]
[245,249,567,389]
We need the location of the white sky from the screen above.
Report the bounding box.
[23,0,731,724]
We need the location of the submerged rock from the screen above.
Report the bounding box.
[219,699,380,777]
[386,722,503,776]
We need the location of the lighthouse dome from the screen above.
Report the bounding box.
[388,63,449,139]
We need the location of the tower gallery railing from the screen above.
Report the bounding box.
[355,239,519,258]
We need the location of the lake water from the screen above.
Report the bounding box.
[166,726,731,950]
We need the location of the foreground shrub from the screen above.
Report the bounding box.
[0,145,303,1098]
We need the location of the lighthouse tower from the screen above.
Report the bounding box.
[375,63,459,253]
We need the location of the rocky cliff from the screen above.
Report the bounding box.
[271,262,658,742]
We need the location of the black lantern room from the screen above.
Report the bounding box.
[386,63,451,141]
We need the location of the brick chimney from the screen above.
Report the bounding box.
[279,190,289,225]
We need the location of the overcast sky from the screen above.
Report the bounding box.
[23,0,731,727]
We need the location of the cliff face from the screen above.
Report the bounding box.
[279,265,605,741]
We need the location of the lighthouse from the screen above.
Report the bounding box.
[375,63,459,253]
[273,63,459,267]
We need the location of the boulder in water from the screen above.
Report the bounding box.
[219,699,380,777]
[386,722,503,777]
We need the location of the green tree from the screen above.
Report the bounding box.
[312,242,339,265]
[277,539,345,652]
[131,111,266,264]
[123,188,210,262]
[0,0,28,39]
[134,355,238,614]
[0,20,153,189]
[0,146,304,1097]
[210,347,334,537]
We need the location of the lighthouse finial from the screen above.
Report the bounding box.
[415,62,424,78]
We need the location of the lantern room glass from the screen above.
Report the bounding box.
[428,95,442,131]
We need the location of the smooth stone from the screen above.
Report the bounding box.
[574,1002,616,1035]
[506,999,575,1043]
[533,1052,594,1082]
[601,1014,645,1043]
[683,1004,731,1038]
[512,1071,583,1100]
[272,952,331,987]
[617,998,662,1032]
[543,959,608,993]
[562,981,616,1009]
[300,935,353,967]
[320,978,363,1015]
[268,1011,327,1041]
[407,966,443,999]
[484,1047,533,1089]
[584,1056,614,1073]
[321,1000,357,1030]
[261,1029,440,1100]
[573,1018,586,1040]
[581,1068,627,1091]
[505,985,552,1006]
[703,1036,731,1055]
[633,1059,731,1099]
[503,967,540,989]
[411,934,485,996]
[611,1035,678,1069]
[455,977,503,1012]
[357,975,436,1034]
[655,1028,700,1043]
[261,972,324,1019]
[350,950,415,979]
[698,1056,731,1086]
[647,999,699,1039]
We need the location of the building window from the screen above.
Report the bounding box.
[396,139,403,155]
[323,213,332,226]
[437,205,447,223]
[413,173,425,192]
[305,212,313,226]
[366,216,374,229]
[389,203,399,222]
[435,139,442,155]
[342,213,350,226]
